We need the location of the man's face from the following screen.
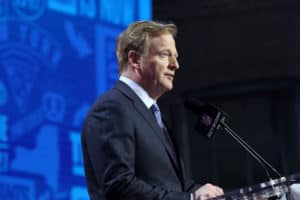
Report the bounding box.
[138,33,179,98]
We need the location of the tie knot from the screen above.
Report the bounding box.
[150,103,163,128]
[150,103,160,113]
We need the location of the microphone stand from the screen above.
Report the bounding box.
[219,120,282,180]
[218,119,289,199]
[185,98,292,199]
[211,119,292,200]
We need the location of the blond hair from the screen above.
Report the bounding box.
[116,21,177,73]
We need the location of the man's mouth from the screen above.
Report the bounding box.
[165,74,174,80]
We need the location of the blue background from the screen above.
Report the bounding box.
[0,0,151,199]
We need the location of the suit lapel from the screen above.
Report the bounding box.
[162,116,185,186]
[114,81,182,175]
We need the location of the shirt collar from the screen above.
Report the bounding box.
[119,76,155,109]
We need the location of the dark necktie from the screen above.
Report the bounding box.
[150,103,164,129]
[150,103,177,157]
[150,104,182,179]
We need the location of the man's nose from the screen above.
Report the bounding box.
[169,56,179,70]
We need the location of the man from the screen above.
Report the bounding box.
[81,20,223,200]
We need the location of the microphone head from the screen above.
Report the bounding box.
[184,97,226,139]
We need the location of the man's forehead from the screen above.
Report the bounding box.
[150,33,174,43]
[149,34,177,50]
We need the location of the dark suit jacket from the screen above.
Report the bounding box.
[81,80,200,200]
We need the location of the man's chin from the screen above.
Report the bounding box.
[157,83,173,96]
[160,79,174,91]
[164,84,173,91]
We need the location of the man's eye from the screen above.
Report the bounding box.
[159,52,170,57]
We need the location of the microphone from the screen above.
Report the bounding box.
[184,97,282,180]
[184,97,226,139]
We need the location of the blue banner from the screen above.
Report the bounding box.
[0,0,151,199]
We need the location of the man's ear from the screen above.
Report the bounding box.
[128,50,141,69]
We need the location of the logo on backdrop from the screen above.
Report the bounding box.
[0,0,151,199]
[0,0,46,21]
[0,20,64,199]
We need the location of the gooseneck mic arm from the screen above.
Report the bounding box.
[220,120,282,180]
[184,97,282,181]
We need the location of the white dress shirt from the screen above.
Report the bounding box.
[119,76,156,108]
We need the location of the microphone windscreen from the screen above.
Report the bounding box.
[184,97,224,139]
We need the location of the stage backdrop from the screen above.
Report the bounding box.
[0,0,151,199]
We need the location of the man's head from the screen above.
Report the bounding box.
[116,21,180,99]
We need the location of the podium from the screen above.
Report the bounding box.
[185,99,300,199]
[210,173,300,200]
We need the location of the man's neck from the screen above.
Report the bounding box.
[121,72,162,100]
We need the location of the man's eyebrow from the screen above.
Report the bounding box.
[158,49,178,57]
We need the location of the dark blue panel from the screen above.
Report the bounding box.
[0,0,151,199]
